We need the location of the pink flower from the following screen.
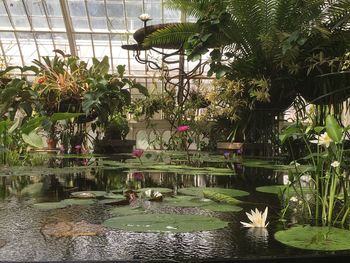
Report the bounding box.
[132,149,144,158]
[176,125,190,132]
[132,172,144,181]
[59,144,65,153]
[75,145,81,150]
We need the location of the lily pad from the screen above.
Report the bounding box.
[110,206,146,216]
[103,193,125,199]
[71,191,107,198]
[61,199,95,206]
[203,190,243,205]
[103,214,228,233]
[256,185,312,195]
[33,202,67,210]
[275,225,350,251]
[178,187,248,198]
[165,196,212,207]
[21,183,43,196]
[202,203,243,212]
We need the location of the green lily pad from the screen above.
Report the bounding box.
[71,191,107,198]
[275,225,350,251]
[103,193,125,199]
[178,187,249,198]
[256,185,312,195]
[21,183,43,196]
[202,203,243,212]
[203,190,243,205]
[165,196,212,207]
[61,199,95,206]
[138,188,173,194]
[33,202,67,210]
[110,206,146,216]
[103,214,228,233]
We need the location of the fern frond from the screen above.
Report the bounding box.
[143,23,199,48]
[166,0,226,18]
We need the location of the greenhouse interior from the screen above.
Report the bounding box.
[1,0,350,262]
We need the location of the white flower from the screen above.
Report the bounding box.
[310,132,333,148]
[289,196,298,202]
[289,161,301,167]
[240,207,269,228]
[139,13,151,21]
[331,161,340,168]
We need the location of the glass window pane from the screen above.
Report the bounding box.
[46,0,63,17]
[52,33,71,55]
[36,33,55,57]
[49,17,65,30]
[32,17,49,30]
[125,2,142,18]
[75,33,94,60]
[68,0,87,16]
[0,15,12,29]
[92,34,110,60]
[106,2,124,18]
[0,32,22,66]
[17,32,38,64]
[90,18,108,31]
[87,1,105,17]
[110,18,126,31]
[72,17,90,31]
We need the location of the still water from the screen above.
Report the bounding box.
[0,157,347,261]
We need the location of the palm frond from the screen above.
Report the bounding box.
[143,23,199,48]
[166,0,226,18]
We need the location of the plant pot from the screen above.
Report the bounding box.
[46,138,58,149]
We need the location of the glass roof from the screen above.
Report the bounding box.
[0,0,189,77]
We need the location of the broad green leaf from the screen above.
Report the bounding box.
[178,187,249,197]
[103,214,228,233]
[326,115,342,143]
[203,190,243,205]
[275,226,350,251]
[22,132,44,148]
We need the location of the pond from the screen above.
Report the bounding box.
[0,152,349,262]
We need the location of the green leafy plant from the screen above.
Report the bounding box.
[280,115,350,226]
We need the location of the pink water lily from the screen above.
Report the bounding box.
[176,125,190,132]
[132,149,144,158]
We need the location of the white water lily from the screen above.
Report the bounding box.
[331,161,340,168]
[139,13,151,21]
[240,207,269,228]
[310,132,333,148]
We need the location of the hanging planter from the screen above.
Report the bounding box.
[297,72,350,105]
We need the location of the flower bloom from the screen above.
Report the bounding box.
[132,172,144,181]
[37,77,46,84]
[240,207,269,228]
[176,125,190,132]
[139,13,151,21]
[75,145,81,150]
[223,151,231,158]
[132,149,144,158]
[310,132,333,148]
[331,161,340,168]
[59,144,65,153]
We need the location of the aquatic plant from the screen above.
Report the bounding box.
[280,115,350,226]
[240,207,269,228]
[132,149,144,164]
